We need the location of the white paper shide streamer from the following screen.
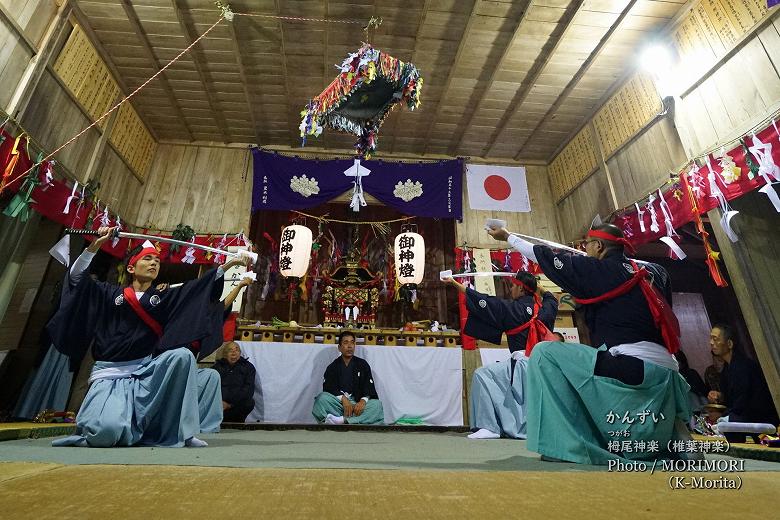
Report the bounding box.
[656,188,686,260]
[182,237,197,264]
[646,194,660,233]
[344,159,370,212]
[749,133,780,212]
[634,202,646,233]
[63,181,79,214]
[706,157,739,242]
[111,216,121,248]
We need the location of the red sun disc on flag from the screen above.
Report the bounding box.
[484,175,511,201]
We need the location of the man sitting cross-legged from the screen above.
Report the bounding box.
[312,331,384,425]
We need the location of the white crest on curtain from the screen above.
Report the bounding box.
[393,179,423,202]
[290,174,320,197]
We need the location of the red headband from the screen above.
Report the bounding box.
[586,229,636,255]
[128,246,159,267]
[509,277,535,294]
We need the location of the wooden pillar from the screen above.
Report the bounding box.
[707,195,780,417]
[589,120,620,210]
[0,213,41,329]
[6,0,72,121]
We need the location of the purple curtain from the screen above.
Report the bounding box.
[252,148,463,219]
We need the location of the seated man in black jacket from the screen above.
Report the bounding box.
[212,342,256,423]
[312,331,384,425]
[708,324,779,435]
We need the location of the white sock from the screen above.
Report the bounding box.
[185,436,208,447]
[325,413,345,425]
[468,428,500,439]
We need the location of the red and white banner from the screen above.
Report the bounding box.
[465,164,530,212]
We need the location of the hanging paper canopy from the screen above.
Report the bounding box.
[300,44,423,157]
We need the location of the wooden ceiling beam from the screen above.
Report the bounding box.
[482,0,586,157]
[390,0,431,154]
[171,0,231,143]
[71,2,162,142]
[513,0,639,160]
[273,0,294,147]
[118,0,192,142]
[421,0,481,155]
[225,15,260,144]
[322,0,330,150]
[447,0,533,156]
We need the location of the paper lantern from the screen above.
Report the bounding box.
[279,225,312,278]
[394,232,424,285]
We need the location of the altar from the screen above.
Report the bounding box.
[238,342,464,426]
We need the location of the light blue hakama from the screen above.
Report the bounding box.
[469,357,528,439]
[196,367,223,433]
[14,345,73,420]
[526,341,692,465]
[52,349,201,447]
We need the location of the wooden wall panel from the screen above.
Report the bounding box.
[131,144,252,234]
[92,146,144,224]
[0,0,56,45]
[556,9,780,244]
[672,9,780,157]
[0,0,57,108]
[20,70,101,182]
[20,70,146,225]
[557,168,612,243]
[456,165,559,248]
[606,116,688,208]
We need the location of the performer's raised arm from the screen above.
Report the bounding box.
[486,226,538,263]
[222,275,253,310]
[69,226,117,283]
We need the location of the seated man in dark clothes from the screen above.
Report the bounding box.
[312,331,384,425]
[212,342,256,423]
[708,324,779,436]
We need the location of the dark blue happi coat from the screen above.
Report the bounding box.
[532,246,671,348]
[463,288,558,353]
[47,268,226,368]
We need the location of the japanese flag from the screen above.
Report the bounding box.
[465,164,530,212]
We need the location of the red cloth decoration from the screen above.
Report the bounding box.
[454,247,476,351]
[122,286,163,337]
[223,312,238,342]
[504,295,557,356]
[612,120,780,285]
